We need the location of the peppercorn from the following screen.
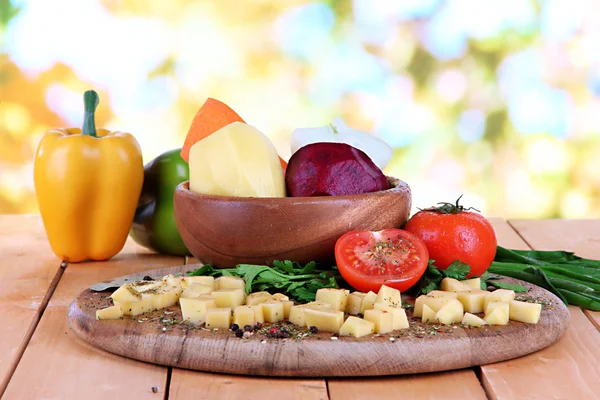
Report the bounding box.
[230,323,239,332]
[269,327,279,335]
[243,331,252,339]
[244,325,253,332]
[143,276,154,281]
[254,322,263,331]
[235,329,244,338]
[309,326,318,334]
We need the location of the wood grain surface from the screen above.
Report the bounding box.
[68,264,569,377]
[481,219,600,400]
[0,215,62,395]
[2,239,183,400]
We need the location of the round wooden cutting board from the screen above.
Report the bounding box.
[68,265,570,377]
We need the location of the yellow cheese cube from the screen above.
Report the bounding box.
[272,293,289,301]
[360,291,378,314]
[233,305,256,327]
[339,316,375,338]
[456,289,488,313]
[435,299,464,325]
[484,307,509,325]
[96,305,123,320]
[315,288,350,312]
[245,291,273,306]
[180,296,217,324]
[212,288,246,309]
[485,301,510,316]
[414,291,458,317]
[422,304,436,323]
[376,285,401,307]
[130,280,165,293]
[111,284,141,303]
[205,307,232,329]
[115,296,154,316]
[252,304,265,324]
[289,302,331,327]
[184,276,215,290]
[262,301,285,323]
[279,300,294,319]
[441,278,471,292]
[373,303,409,330]
[189,122,286,197]
[509,300,542,324]
[462,312,487,327]
[363,309,394,334]
[303,309,344,333]
[147,285,184,310]
[462,277,481,289]
[215,276,245,290]
[484,289,515,309]
[181,283,213,299]
[345,292,366,315]
[164,275,187,289]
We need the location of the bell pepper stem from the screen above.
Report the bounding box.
[82,90,99,137]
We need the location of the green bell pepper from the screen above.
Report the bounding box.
[130,148,190,256]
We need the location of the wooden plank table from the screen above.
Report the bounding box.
[0,215,598,399]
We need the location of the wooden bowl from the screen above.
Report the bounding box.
[173,177,412,268]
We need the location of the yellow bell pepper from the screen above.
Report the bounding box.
[34,90,144,262]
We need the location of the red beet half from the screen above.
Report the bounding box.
[286,142,390,197]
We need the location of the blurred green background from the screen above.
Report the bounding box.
[2,0,599,218]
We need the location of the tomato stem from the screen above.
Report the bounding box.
[419,194,480,214]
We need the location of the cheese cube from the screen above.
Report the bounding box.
[245,291,273,306]
[484,308,509,325]
[205,307,232,329]
[164,275,187,289]
[360,291,378,314]
[148,285,184,310]
[233,305,256,327]
[315,288,350,312]
[111,284,141,303]
[279,300,294,319]
[441,278,470,292]
[339,316,375,338]
[303,309,344,333]
[456,289,488,313]
[373,303,409,330]
[435,299,464,325]
[485,301,510,316]
[376,285,401,307]
[215,276,245,290]
[509,300,542,324]
[422,304,436,323]
[462,277,481,289]
[462,312,487,327]
[130,280,165,293]
[181,283,213,299]
[184,276,215,290]
[363,309,394,334]
[212,288,245,308]
[289,302,331,327]
[115,296,154,316]
[414,291,458,317]
[484,289,515,309]
[252,304,265,324]
[96,305,123,320]
[180,296,216,324]
[345,292,366,315]
[262,301,285,323]
[272,293,289,301]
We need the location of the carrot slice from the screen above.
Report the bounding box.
[180,98,245,163]
[181,98,289,170]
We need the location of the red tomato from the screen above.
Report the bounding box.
[404,198,497,278]
[334,229,429,293]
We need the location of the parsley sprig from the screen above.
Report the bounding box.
[187,260,342,303]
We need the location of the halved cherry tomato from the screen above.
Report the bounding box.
[334,229,430,293]
[404,197,497,278]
